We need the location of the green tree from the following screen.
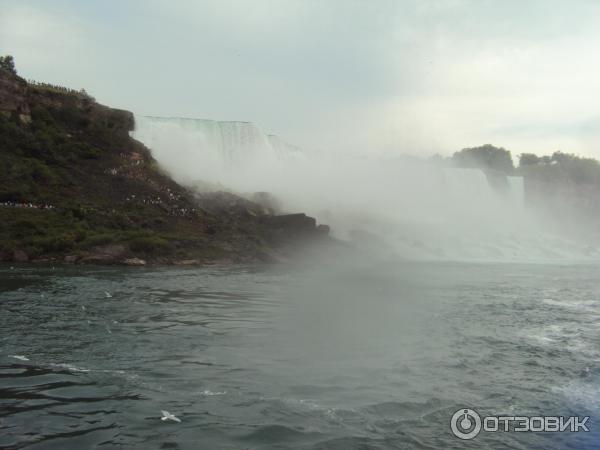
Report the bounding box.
[519,153,540,167]
[517,150,600,186]
[0,55,16,75]
[452,144,514,173]
[551,151,600,185]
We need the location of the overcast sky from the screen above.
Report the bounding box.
[3,0,600,158]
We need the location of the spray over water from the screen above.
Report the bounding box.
[133,115,599,262]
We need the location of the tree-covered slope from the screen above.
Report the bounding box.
[0,64,327,264]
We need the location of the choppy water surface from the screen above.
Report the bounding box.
[0,261,599,449]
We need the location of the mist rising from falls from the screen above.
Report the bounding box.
[507,176,525,208]
[133,116,302,188]
[132,115,599,262]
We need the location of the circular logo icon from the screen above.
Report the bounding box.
[450,408,482,440]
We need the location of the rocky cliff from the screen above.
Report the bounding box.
[0,69,30,123]
[0,66,329,265]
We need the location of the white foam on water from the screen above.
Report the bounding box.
[200,389,227,396]
[551,381,600,411]
[522,324,600,357]
[49,363,91,373]
[542,298,600,313]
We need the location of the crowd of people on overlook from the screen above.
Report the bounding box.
[0,201,55,210]
[124,194,197,218]
[27,79,94,100]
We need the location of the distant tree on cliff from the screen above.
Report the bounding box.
[0,55,16,75]
[550,151,600,184]
[452,144,514,173]
[519,153,540,166]
[517,151,600,185]
[519,153,552,166]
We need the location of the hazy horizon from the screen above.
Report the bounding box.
[3,0,600,158]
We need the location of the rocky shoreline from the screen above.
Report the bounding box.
[0,211,331,266]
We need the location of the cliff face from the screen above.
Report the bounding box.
[0,69,30,122]
[0,67,328,264]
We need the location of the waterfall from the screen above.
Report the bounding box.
[267,134,304,161]
[442,168,494,202]
[442,168,525,207]
[132,116,303,188]
[507,175,525,207]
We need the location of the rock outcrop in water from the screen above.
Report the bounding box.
[0,63,329,265]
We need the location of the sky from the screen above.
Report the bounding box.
[3,0,600,158]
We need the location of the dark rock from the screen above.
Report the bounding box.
[194,191,270,217]
[64,255,79,263]
[173,259,200,266]
[0,68,30,123]
[80,254,116,264]
[92,244,127,258]
[13,249,28,262]
[316,224,330,235]
[262,213,317,233]
[123,257,146,266]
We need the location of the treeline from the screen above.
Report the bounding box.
[431,144,600,187]
[517,151,600,186]
[0,55,16,74]
[27,80,95,102]
[1,54,94,101]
